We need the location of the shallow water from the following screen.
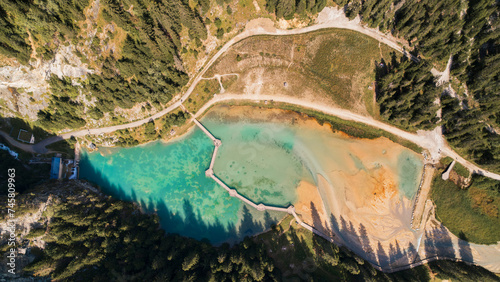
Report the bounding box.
[397,150,424,199]
[205,120,310,207]
[80,112,423,244]
[79,125,289,245]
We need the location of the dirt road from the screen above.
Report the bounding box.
[0,6,498,275]
[2,7,412,152]
[0,130,40,154]
[193,93,500,181]
[2,7,499,181]
[411,165,436,229]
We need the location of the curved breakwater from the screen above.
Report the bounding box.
[192,118,334,241]
[79,106,424,246]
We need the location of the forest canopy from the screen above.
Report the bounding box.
[0,0,207,132]
[6,181,498,281]
[335,0,500,172]
[0,0,498,171]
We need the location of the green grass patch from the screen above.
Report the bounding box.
[440,156,470,178]
[204,28,397,116]
[454,162,470,178]
[430,173,500,244]
[185,79,220,113]
[441,156,454,167]
[46,139,76,158]
[306,30,384,106]
[4,117,53,143]
[363,84,379,118]
[278,214,294,231]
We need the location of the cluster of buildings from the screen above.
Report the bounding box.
[12,127,82,180]
[49,154,78,180]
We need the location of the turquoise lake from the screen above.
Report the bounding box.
[79,114,423,244]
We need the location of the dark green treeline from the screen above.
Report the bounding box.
[334,0,499,173]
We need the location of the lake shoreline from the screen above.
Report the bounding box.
[80,104,429,269]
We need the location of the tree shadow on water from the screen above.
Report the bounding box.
[78,154,278,245]
[149,199,239,245]
[151,198,280,245]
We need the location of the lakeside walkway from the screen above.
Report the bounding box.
[190,115,500,274]
[192,117,336,243]
[2,8,500,181]
[410,164,436,230]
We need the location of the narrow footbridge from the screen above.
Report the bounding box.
[192,118,334,242]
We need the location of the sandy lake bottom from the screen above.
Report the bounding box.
[79,105,423,247]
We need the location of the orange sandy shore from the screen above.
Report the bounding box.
[206,104,422,256]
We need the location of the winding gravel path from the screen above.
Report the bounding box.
[2,8,499,181]
[1,8,410,153]
[194,93,500,181]
[2,8,499,273]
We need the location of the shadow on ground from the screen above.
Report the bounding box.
[307,202,477,272]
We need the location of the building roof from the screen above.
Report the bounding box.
[50,157,61,179]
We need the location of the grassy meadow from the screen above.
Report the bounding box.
[203,28,396,117]
[430,173,500,244]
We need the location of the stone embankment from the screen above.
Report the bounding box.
[192,117,335,243]
[410,164,435,230]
